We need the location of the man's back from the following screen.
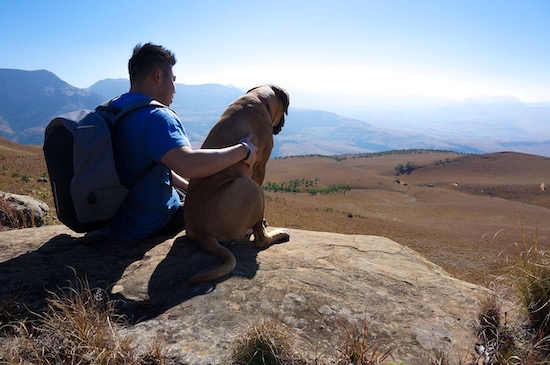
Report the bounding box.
[99,92,190,240]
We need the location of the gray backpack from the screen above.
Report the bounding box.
[43,99,167,233]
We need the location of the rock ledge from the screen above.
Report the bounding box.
[0,226,487,364]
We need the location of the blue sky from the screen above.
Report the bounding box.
[1,0,549,105]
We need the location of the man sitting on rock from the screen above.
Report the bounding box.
[100,43,257,240]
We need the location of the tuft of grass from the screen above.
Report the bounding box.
[228,317,396,365]
[228,318,305,365]
[427,349,452,365]
[0,293,31,338]
[472,293,516,365]
[468,223,550,364]
[335,318,393,365]
[0,277,166,365]
[511,225,550,344]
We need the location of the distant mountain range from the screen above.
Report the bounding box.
[1,68,549,157]
[0,69,244,146]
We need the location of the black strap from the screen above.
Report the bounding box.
[99,100,169,187]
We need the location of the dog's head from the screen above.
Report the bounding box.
[247,84,289,135]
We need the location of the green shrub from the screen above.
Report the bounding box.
[263,179,350,195]
[394,162,416,175]
[307,185,351,195]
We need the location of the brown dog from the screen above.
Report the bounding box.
[184,85,290,283]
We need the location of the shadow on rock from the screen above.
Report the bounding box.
[0,229,261,323]
[0,232,164,313]
[116,235,262,322]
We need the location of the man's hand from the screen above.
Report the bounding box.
[239,134,258,171]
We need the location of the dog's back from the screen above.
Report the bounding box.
[184,85,290,283]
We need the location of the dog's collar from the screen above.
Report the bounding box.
[257,95,271,114]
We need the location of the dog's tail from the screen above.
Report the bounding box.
[189,235,237,284]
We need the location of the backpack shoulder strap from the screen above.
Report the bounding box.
[114,99,169,122]
[99,98,172,187]
[95,99,170,123]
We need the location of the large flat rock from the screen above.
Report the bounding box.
[0,225,487,364]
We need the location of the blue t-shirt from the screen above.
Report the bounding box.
[100,92,190,240]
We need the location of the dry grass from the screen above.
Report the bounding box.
[501,225,550,364]
[2,288,400,365]
[4,295,402,365]
[431,227,550,365]
[512,230,550,339]
[0,137,55,230]
[227,317,396,365]
[334,318,393,365]
[471,293,516,365]
[0,138,52,205]
[0,276,166,365]
[0,138,56,231]
[229,318,306,365]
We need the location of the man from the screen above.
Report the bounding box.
[100,43,257,240]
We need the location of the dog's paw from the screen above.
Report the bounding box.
[270,228,290,244]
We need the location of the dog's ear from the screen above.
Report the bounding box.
[270,85,289,135]
[270,85,289,115]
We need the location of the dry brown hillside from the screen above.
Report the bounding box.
[1,137,549,286]
[0,137,53,217]
[263,151,550,285]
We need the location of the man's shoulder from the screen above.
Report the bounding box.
[111,93,178,121]
[110,92,152,107]
[150,105,178,119]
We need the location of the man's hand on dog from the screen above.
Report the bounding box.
[239,134,258,173]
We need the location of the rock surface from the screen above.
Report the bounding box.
[0,225,487,364]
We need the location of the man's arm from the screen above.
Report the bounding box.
[160,140,257,179]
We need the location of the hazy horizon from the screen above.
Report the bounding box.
[13,69,548,113]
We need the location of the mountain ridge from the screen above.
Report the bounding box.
[1,68,549,157]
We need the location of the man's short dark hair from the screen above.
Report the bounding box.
[128,43,177,83]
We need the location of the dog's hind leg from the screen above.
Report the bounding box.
[189,235,237,284]
[252,220,290,249]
